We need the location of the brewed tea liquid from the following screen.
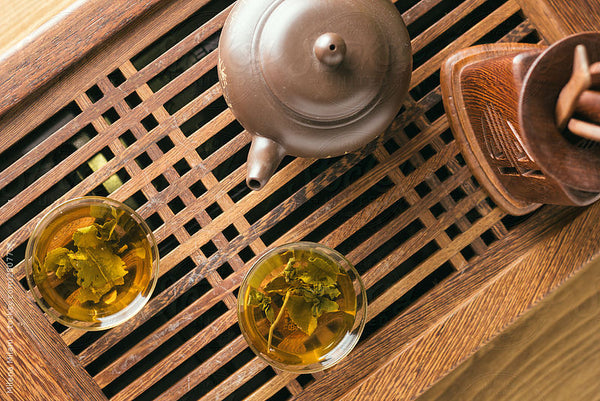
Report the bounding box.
[33,204,153,322]
[241,249,356,366]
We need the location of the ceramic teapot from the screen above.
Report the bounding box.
[218,0,412,190]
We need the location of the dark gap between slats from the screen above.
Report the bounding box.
[178,347,255,401]
[425,100,446,122]
[501,211,535,231]
[158,234,180,256]
[147,32,220,95]
[130,0,234,71]
[460,244,477,261]
[195,118,244,159]
[412,0,505,70]
[480,228,497,246]
[302,176,395,243]
[261,155,379,247]
[405,0,459,40]
[98,285,221,397]
[366,239,440,303]
[151,257,197,300]
[5,244,26,284]
[180,97,229,138]
[85,84,104,103]
[520,30,542,44]
[135,325,244,400]
[70,330,107,355]
[201,240,218,257]
[393,0,422,15]
[268,387,293,401]
[338,198,412,266]
[409,70,440,102]
[52,321,69,334]
[360,261,455,344]
[213,143,251,181]
[217,262,234,279]
[124,190,148,211]
[168,196,186,215]
[475,11,527,45]
[222,366,278,401]
[163,67,220,115]
[0,101,81,173]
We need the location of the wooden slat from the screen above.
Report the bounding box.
[411,0,521,90]
[0,259,107,400]
[515,0,600,43]
[338,202,600,400]
[411,0,488,54]
[0,0,169,119]
[292,204,581,401]
[0,0,79,55]
[401,0,444,26]
[419,260,600,401]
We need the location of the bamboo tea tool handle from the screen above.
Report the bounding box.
[574,90,600,125]
[568,118,600,142]
[555,45,600,131]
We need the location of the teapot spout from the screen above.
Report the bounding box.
[246,136,286,190]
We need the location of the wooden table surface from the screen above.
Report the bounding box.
[0,1,599,400]
[0,0,79,55]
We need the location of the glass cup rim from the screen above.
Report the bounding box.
[237,241,367,372]
[24,196,159,330]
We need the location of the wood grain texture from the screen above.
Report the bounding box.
[0,259,107,401]
[516,0,600,43]
[292,203,581,401]
[0,0,597,400]
[0,0,167,120]
[440,42,600,210]
[0,0,79,55]
[335,200,600,401]
[418,256,600,401]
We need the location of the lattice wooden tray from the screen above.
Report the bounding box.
[0,0,573,400]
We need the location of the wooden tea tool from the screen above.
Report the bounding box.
[555,45,600,141]
[441,33,600,215]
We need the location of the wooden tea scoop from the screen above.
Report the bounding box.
[555,45,600,131]
[573,89,600,125]
[568,118,600,142]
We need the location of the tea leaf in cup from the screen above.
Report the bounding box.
[287,294,318,335]
[43,247,75,279]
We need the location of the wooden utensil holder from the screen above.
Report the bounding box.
[442,33,600,215]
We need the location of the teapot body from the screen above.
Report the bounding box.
[218,0,412,188]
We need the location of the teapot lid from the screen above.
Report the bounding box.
[218,0,411,158]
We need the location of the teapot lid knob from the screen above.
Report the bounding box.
[314,33,346,68]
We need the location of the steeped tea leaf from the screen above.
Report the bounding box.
[73,225,103,248]
[312,297,339,318]
[287,294,318,335]
[264,276,290,294]
[249,289,275,323]
[90,205,112,220]
[43,247,75,278]
[45,221,129,303]
[252,252,347,353]
[70,245,127,303]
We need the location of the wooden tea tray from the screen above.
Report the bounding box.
[1,0,599,400]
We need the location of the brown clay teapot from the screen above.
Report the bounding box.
[218,0,412,190]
